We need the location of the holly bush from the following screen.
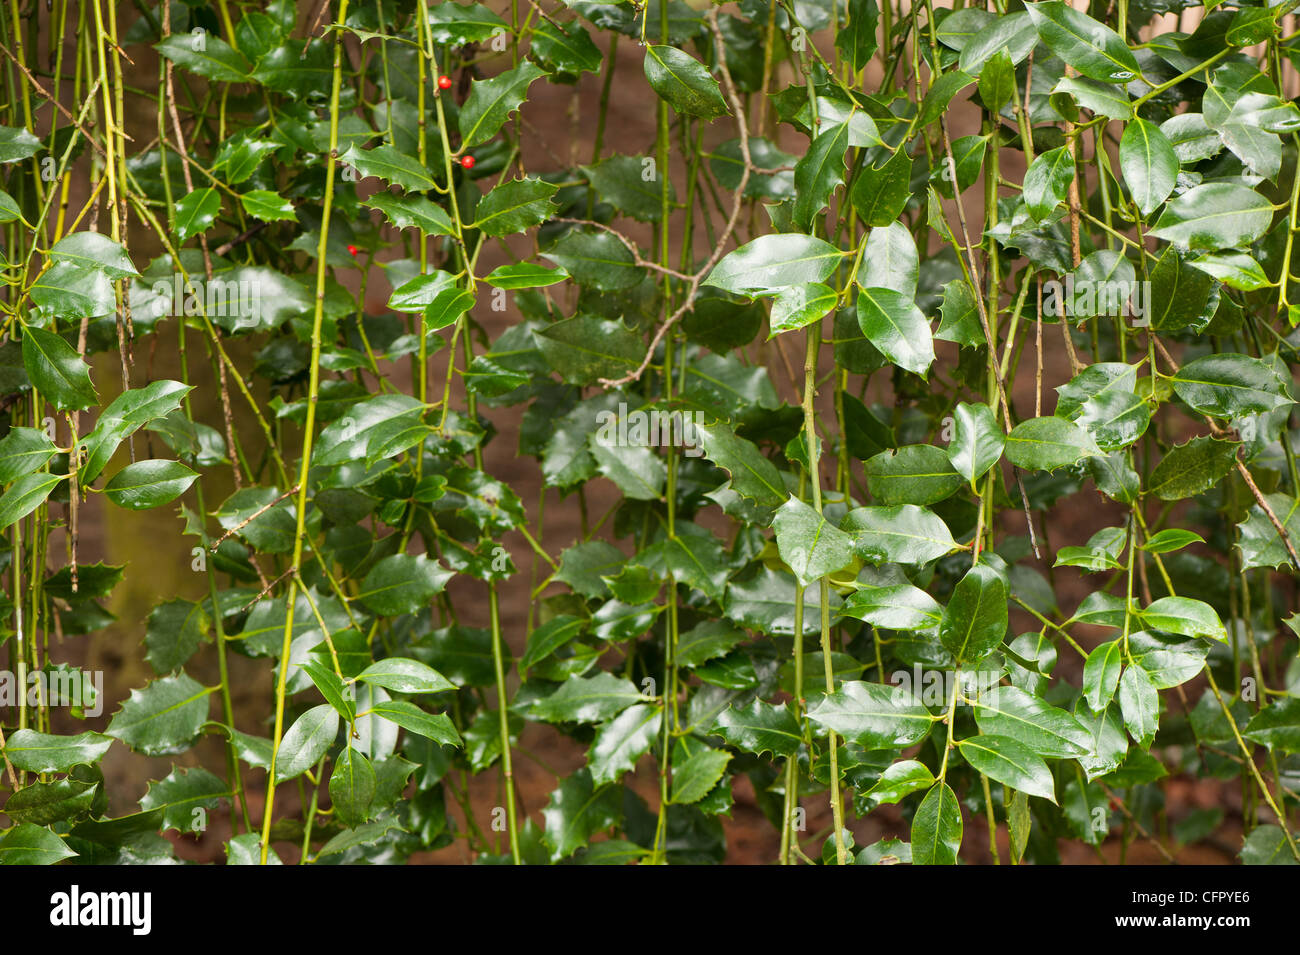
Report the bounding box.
[1,0,1299,867]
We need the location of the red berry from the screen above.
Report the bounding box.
[460,155,476,170]
[347,244,359,256]
[438,75,452,90]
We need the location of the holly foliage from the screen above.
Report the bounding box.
[2,0,1300,866]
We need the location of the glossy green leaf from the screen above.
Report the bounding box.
[471,177,559,236]
[1026,1,1140,82]
[1148,436,1240,501]
[864,444,963,505]
[0,472,64,529]
[0,825,77,865]
[1053,75,1132,120]
[856,286,934,377]
[155,33,252,82]
[531,671,643,724]
[2,729,113,773]
[106,673,213,756]
[958,734,1057,802]
[22,325,96,412]
[772,497,855,585]
[1119,118,1178,216]
[711,699,803,758]
[1083,640,1123,710]
[807,680,934,748]
[851,147,912,227]
[1237,493,1300,570]
[460,61,548,148]
[1118,664,1159,747]
[706,234,843,296]
[536,315,643,384]
[139,766,229,832]
[0,427,56,484]
[1243,699,1300,753]
[329,748,376,828]
[173,187,221,243]
[769,283,839,336]
[948,401,1004,483]
[339,144,435,193]
[938,564,1008,664]
[356,657,454,694]
[912,782,962,865]
[1004,416,1101,471]
[49,232,138,279]
[862,759,935,808]
[643,45,727,119]
[274,704,340,783]
[1149,183,1274,251]
[959,13,1037,75]
[589,703,662,786]
[671,748,731,804]
[1140,528,1204,553]
[1022,146,1075,221]
[364,193,455,235]
[1169,354,1293,418]
[103,459,198,510]
[693,419,787,506]
[973,685,1092,757]
[841,580,943,630]
[0,124,40,164]
[484,262,569,289]
[918,71,974,128]
[794,123,851,230]
[530,19,603,75]
[1140,596,1226,641]
[842,504,957,565]
[4,777,98,826]
[357,554,453,616]
[541,768,621,861]
[240,189,296,222]
[368,700,462,745]
[836,0,880,72]
[542,231,642,291]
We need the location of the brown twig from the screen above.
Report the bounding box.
[1060,67,1085,376]
[922,16,1039,557]
[0,41,106,157]
[1035,278,1043,418]
[1236,455,1300,569]
[598,8,751,390]
[164,13,241,488]
[936,116,1014,432]
[551,217,695,282]
[1152,340,1300,569]
[305,0,332,41]
[0,724,19,790]
[1098,783,1177,864]
[239,564,297,614]
[214,219,272,257]
[210,485,300,553]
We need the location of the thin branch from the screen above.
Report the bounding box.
[0,41,107,157]
[599,7,751,390]
[210,485,300,553]
[550,217,694,282]
[1236,455,1300,569]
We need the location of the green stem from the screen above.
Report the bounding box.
[260,0,350,865]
